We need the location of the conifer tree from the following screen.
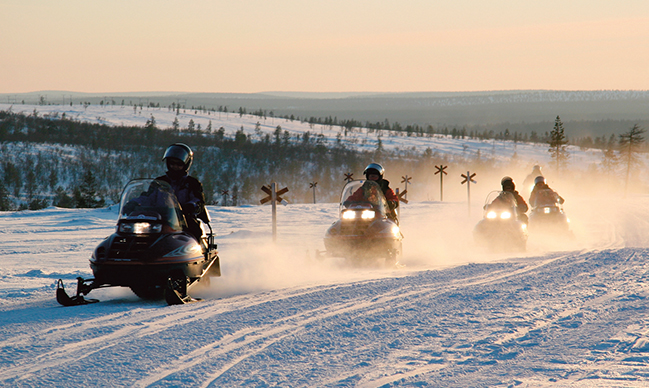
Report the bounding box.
[548,116,569,172]
[0,183,11,211]
[54,187,75,208]
[375,136,384,158]
[618,124,646,194]
[75,170,105,208]
[600,145,619,176]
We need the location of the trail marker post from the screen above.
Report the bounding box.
[220,189,229,206]
[396,188,409,204]
[460,171,477,216]
[309,182,318,204]
[434,165,448,201]
[260,183,289,242]
[400,175,412,201]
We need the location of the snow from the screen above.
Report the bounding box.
[0,103,605,168]
[1,104,649,386]
[2,197,649,386]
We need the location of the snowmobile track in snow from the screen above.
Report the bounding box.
[4,247,649,387]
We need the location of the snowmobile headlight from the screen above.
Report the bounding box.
[486,211,497,219]
[342,210,357,220]
[500,211,512,219]
[391,225,400,236]
[119,222,162,234]
[543,207,551,214]
[361,210,376,219]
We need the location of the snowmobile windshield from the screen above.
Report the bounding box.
[118,179,186,232]
[483,191,518,218]
[340,180,389,218]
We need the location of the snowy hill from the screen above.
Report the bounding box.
[0,102,607,167]
[4,89,649,132]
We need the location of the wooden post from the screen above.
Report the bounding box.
[461,171,477,216]
[271,182,277,242]
[435,165,447,201]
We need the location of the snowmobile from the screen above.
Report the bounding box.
[473,191,528,252]
[322,179,403,265]
[528,189,570,234]
[56,178,221,306]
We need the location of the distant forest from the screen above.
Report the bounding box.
[0,109,390,210]
[0,106,644,211]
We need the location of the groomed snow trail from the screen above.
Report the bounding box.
[1,197,649,387]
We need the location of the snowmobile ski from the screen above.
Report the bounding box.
[164,288,201,305]
[164,276,201,305]
[56,278,99,306]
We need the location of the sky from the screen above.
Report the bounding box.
[1,0,648,94]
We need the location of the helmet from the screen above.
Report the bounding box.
[532,165,542,172]
[363,163,385,179]
[163,143,193,171]
[534,176,546,185]
[501,176,515,190]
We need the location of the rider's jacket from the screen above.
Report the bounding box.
[156,171,207,241]
[529,183,564,208]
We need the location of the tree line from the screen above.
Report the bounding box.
[0,109,645,211]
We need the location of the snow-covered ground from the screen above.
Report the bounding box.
[2,103,649,386]
[1,191,649,387]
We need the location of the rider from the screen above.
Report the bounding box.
[500,176,528,224]
[366,163,399,222]
[523,165,543,195]
[529,176,564,208]
[346,163,399,223]
[523,165,543,188]
[156,143,209,244]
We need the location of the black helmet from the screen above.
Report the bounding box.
[534,175,546,185]
[501,176,515,190]
[163,143,193,171]
[363,162,385,179]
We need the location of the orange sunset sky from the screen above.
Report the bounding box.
[1,0,648,94]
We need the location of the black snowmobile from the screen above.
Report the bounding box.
[322,179,403,265]
[528,189,571,234]
[56,178,221,306]
[473,191,528,252]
